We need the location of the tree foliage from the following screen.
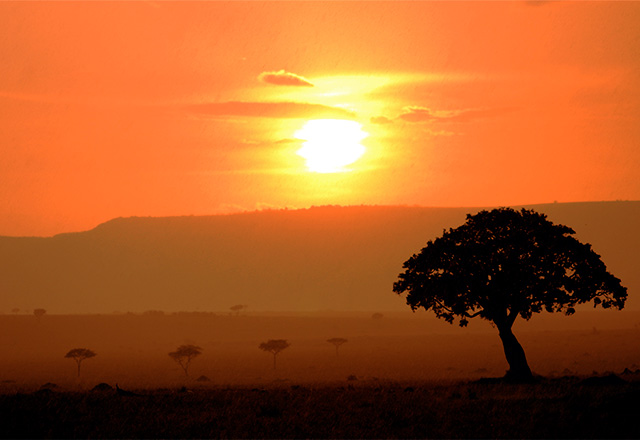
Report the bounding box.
[327,337,348,347]
[168,344,202,376]
[393,208,627,380]
[65,348,97,361]
[394,208,626,327]
[259,339,290,355]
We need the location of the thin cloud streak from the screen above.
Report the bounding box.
[370,116,393,125]
[398,106,518,123]
[258,70,314,87]
[187,101,356,119]
[369,106,516,125]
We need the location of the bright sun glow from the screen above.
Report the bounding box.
[294,119,368,173]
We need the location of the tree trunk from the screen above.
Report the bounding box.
[76,360,81,377]
[273,353,277,370]
[179,359,189,376]
[498,325,533,382]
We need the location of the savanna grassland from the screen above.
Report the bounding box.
[1,311,639,438]
[2,378,640,439]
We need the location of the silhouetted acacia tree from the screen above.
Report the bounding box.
[259,339,290,370]
[327,338,348,357]
[168,345,202,377]
[393,208,627,382]
[33,308,46,320]
[64,348,97,378]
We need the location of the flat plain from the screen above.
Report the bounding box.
[1,312,639,438]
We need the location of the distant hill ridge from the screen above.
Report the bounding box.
[1,202,638,313]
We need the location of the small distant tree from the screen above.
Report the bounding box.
[11,308,20,315]
[230,304,247,316]
[259,339,290,370]
[327,338,348,358]
[372,312,384,320]
[393,208,627,382]
[168,344,202,376]
[33,308,46,320]
[64,348,97,378]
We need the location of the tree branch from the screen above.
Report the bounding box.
[433,299,455,314]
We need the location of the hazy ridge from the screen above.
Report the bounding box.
[1,202,638,314]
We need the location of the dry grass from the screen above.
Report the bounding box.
[1,378,639,438]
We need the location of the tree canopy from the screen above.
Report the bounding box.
[259,339,290,355]
[393,207,627,380]
[327,337,348,347]
[65,348,97,361]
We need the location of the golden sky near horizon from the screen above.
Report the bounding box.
[1,1,639,236]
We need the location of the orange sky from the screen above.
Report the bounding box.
[1,1,639,237]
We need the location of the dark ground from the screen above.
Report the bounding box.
[2,377,639,439]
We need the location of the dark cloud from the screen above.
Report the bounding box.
[258,70,314,87]
[398,106,517,123]
[187,101,356,119]
[370,116,393,125]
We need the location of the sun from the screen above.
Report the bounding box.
[294,119,368,173]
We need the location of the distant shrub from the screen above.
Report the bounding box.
[92,383,113,391]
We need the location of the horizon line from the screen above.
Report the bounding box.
[3,199,639,239]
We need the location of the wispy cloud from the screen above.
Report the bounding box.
[258,70,314,87]
[0,90,62,104]
[370,116,393,125]
[239,137,303,147]
[398,106,517,123]
[187,101,355,119]
[424,129,456,137]
[398,106,439,123]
